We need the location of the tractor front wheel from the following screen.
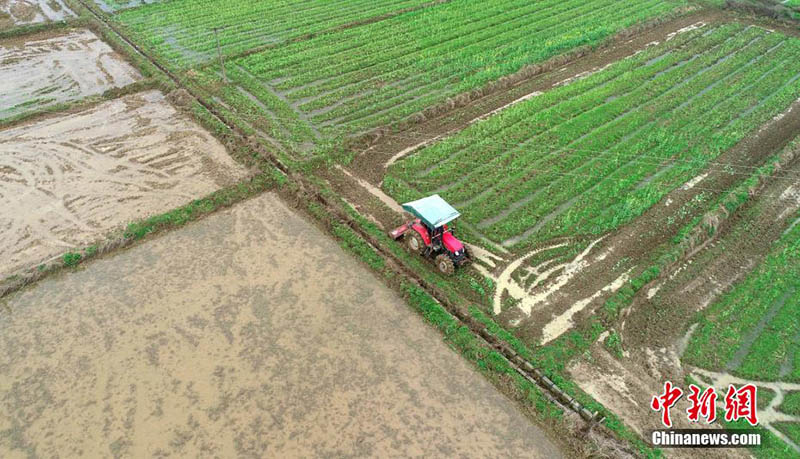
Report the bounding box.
[435,254,455,275]
[406,231,425,255]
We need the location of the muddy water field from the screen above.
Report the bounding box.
[0,194,563,458]
[0,29,141,121]
[0,0,73,26]
[0,90,247,278]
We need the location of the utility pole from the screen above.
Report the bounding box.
[213,27,227,83]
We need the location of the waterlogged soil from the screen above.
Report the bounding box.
[0,90,246,278]
[0,29,140,121]
[0,0,74,25]
[0,193,563,458]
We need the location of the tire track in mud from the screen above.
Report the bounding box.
[0,90,246,278]
[488,89,800,345]
[0,29,140,121]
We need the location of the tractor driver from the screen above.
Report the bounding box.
[431,225,445,249]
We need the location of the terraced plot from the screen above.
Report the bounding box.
[384,23,800,248]
[117,0,439,67]
[210,0,685,154]
[0,0,74,25]
[0,90,246,278]
[0,29,140,122]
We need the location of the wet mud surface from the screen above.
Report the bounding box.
[0,193,562,458]
[0,0,74,25]
[0,90,246,278]
[0,29,140,121]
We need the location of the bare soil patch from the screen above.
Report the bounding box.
[0,90,246,278]
[0,29,140,121]
[0,193,563,458]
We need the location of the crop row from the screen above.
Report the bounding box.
[116,0,434,67]
[384,24,800,247]
[683,204,800,383]
[229,0,685,143]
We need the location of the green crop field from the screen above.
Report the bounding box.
[684,216,800,382]
[195,0,686,154]
[116,0,438,67]
[384,24,800,248]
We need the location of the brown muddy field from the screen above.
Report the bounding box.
[0,193,563,458]
[0,90,247,278]
[0,0,73,26]
[0,29,140,121]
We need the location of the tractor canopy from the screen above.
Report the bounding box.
[402,195,461,229]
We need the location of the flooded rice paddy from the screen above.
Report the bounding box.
[0,193,562,458]
[0,90,247,277]
[0,29,140,121]
[0,0,73,26]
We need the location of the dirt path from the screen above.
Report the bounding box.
[0,29,140,121]
[0,193,564,458]
[0,90,247,278]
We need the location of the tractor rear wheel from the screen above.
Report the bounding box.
[406,231,425,255]
[435,254,455,275]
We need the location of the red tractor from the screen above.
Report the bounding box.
[389,194,469,275]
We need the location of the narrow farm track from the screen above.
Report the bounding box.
[63,0,625,449]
